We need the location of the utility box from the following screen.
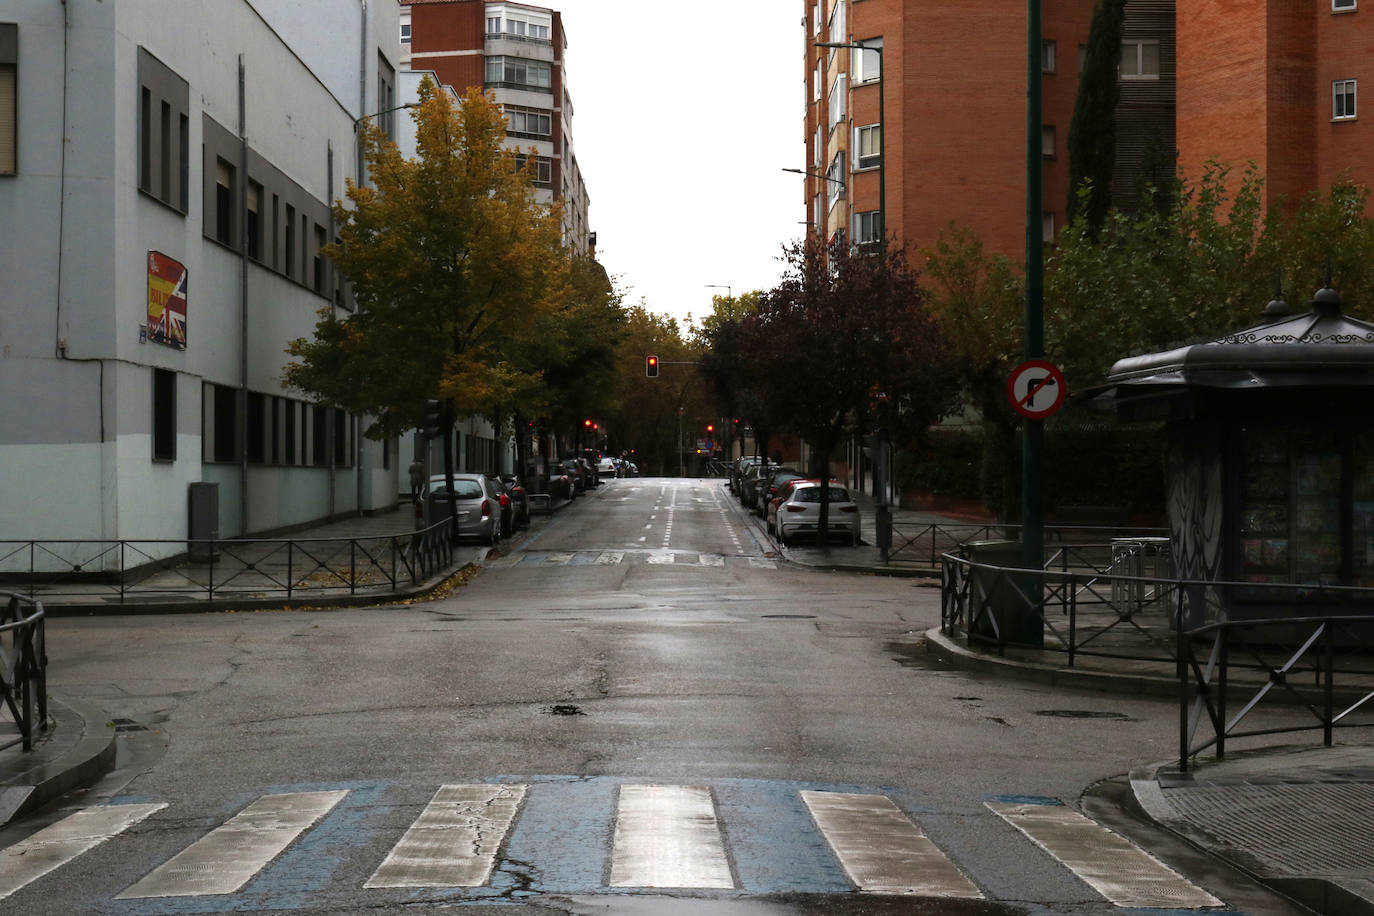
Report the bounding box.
[965,539,1044,647]
[188,482,219,562]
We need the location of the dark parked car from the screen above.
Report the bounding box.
[756,468,804,518]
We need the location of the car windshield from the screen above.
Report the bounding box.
[432,480,484,499]
[794,487,851,503]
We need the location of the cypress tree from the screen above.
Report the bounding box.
[1066,0,1126,237]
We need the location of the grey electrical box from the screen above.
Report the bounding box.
[188,482,219,562]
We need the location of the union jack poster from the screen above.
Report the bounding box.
[147,250,188,348]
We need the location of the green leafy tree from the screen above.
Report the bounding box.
[284,80,569,511]
[610,305,707,475]
[1066,0,1125,236]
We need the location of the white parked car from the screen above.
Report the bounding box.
[597,457,617,477]
[775,482,861,546]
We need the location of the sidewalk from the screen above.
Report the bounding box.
[5,477,1372,913]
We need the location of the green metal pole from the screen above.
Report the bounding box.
[1023,0,1044,575]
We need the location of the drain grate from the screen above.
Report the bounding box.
[761,614,817,619]
[1035,710,1129,720]
[543,704,585,717]
[110,717,148,732]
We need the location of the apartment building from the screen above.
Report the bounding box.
[399,0,593,255]
[0,0,404,545]
[1177,0,1374,213]
[801,0,1175,259]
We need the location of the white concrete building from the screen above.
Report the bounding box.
[0,0,405,547]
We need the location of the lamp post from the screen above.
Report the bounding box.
[1023,0,1045,575]
[704,284,732,299]
[352,101,418,133]
[816,39,891,559]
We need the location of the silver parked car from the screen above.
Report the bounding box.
[424,473,504,546]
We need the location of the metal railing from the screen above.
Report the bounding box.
[885,521,1168,567]
[0,518,460,608]
[0,592,47,751]
[940,549,1374,770]
[1178,613,1374,772]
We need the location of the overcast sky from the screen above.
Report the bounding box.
[552,1,805,328]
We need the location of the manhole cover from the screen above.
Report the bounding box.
[1035,710,1129,720]
[544,704,585,716]
[110,717,148,732]
[761,614,817,619]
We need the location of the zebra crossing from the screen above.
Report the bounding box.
[0,777,1226,910]
[490,549,777,569]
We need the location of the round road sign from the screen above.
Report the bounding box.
[1006,360,1067,419]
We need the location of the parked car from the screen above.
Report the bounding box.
[546,464,574,500]
[424,474,504,546]
[756,467,804,518]
[766,476,815,534]
[499,475,530,532]
[597,456,617,478]
[775,482,861,546]
[562,459,588,494]
[739,461,777,510]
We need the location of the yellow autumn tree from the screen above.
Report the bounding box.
[285,79,569,483]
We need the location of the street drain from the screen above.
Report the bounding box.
[110,717,148,732]
[761,614,816,619]
[544,704,585,716]
[1035,710,1130,720]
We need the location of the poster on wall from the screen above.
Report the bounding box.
[147,250,188,348]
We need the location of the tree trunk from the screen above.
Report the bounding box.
[441,413,459,542]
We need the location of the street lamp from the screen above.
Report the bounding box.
[817,39,891,558]
[703,284,732,299]
[353,101,418,133]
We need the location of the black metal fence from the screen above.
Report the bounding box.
[886,521,1169,568]
[940,548,1374,770]
[0,592,47,751]
[0,518,460,608]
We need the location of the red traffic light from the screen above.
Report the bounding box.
[646,355,659,378]
[706,425,714,433]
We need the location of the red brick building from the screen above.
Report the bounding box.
[399,0,592,254]
[801,0,1175,260]
[1177,0,1374,214]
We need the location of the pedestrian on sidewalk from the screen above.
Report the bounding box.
[409,459,425,500]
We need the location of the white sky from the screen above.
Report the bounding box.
[552,1,805,328]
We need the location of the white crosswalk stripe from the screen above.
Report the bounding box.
[0,803,166,901]
[610,785,734,888]
[802,791,982,897]
[0,782,1228,909]
[118,791,346,899]
[987,800,1224,909]
[366,784,526,888]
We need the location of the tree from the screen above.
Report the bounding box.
[283,80,569,521]
[696,290,763,463]
[1066,0,1125,236]
[922,224,1026,515]
[747,240,957,543]
[610,304,707,475]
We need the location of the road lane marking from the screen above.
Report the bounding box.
[365,784,526,888]
[699,554,725,567]
[118,791,347,898]
[647,552,675,565]
[747,558,776,569]
[0,803,167,900]
[802,791,982,898]
[610,785,734,889]
[595,552,624,565]
[986,800,1223,909]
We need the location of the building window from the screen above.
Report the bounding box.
[152,369,176,461]
[828,0,846,45]
[852,40,881,84]
[214,157,235,246]
[812,192,823,233]
[210,384,238,463]
[1334,79,1357,120]
[1042,125,1056,158]
[312,406,329,467]
[826,151,845,207]
[515,154,553,187]
[313,224,327,293]
[1120,40,1160,80]
[283,400,297,464]
[854,123,881,169]
[812,125,822,168]
[485,56,551,90]
[0,24,13,176]
[400,22,411,43]
[136,47,190,209]
[284,204,296,278]
[1334,0,1356,10]
[853,210,881,245]
[246,392,265,464]
[377,54,395,137]
[1042,211,1056,240]
[487,16,502,35]
[1041,40,1056,74]
[504,105,552,138]
[827,74,847,132]
[246,180,262,260]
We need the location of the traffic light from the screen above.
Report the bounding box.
[646,355,659,377]
[420,399,442,439]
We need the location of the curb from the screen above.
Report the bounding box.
[923,626,1180,699]
[0,697,116,827]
